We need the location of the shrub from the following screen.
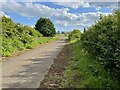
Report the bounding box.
[68,29,81,41]
[80,10,120,79]
[2,16,43,57]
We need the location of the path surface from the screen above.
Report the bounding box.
[2,38,66,88]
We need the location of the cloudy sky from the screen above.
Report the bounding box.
[1,0,118,32]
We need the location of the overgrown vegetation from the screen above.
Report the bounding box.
[63,10,120,88]
[2,16,58,57]
[80,10,120,80]
[63,41,120,88]
[68,29,81,41]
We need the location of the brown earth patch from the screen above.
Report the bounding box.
[39,43,71,88]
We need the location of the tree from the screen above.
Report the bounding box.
[61,31,65,34]
[57,31,60,34]
[83,28,86,33]
[35,18,56,37]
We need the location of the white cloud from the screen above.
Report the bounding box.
[50,0,119,2]
[89,2,118,10]
[96,7,101,11]
[55,20,68,27]
[53,11,79,22]
[2,2,52,18]
[53,2,90,9]
[0,12,10,18]
[1,0,119,2]
[2,1,113,31]
[54,11,112,28]
[53,1,117,11]
[2,2,70,18]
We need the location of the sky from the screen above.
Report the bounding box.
[0,0,119,32]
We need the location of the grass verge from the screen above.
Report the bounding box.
[62,40,120,88]
[2,36,59,57]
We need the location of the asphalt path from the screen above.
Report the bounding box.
[2,38,66,88]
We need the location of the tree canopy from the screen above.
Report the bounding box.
[35,18,56,37]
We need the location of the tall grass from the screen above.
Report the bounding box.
[63,40,120,88]
[2,36,58,57]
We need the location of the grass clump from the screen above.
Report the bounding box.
[63,40,120,88]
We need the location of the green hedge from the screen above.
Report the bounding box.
[80,10,120,79]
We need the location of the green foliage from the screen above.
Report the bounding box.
[57,31,60,34]
[68,29,81,41]
[63,41,120,88]
[64,10,120,88]
[61,31,65,34]
[2,16,16,38]
[2,16,57,57]
[35,18,56,37]
[80,10,120,79]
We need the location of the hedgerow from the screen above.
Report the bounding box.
[80,10,120,79]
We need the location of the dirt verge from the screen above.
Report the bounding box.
[39,43,71,88]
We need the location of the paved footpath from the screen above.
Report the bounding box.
[2,38,66,88]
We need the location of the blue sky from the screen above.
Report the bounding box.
[1,1,118,32]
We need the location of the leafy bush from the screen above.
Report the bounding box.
[63,41,120,88]
[12,37,25,50]
[1,16,43,57]
[80,10,120,79]
[68,29,81,41]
